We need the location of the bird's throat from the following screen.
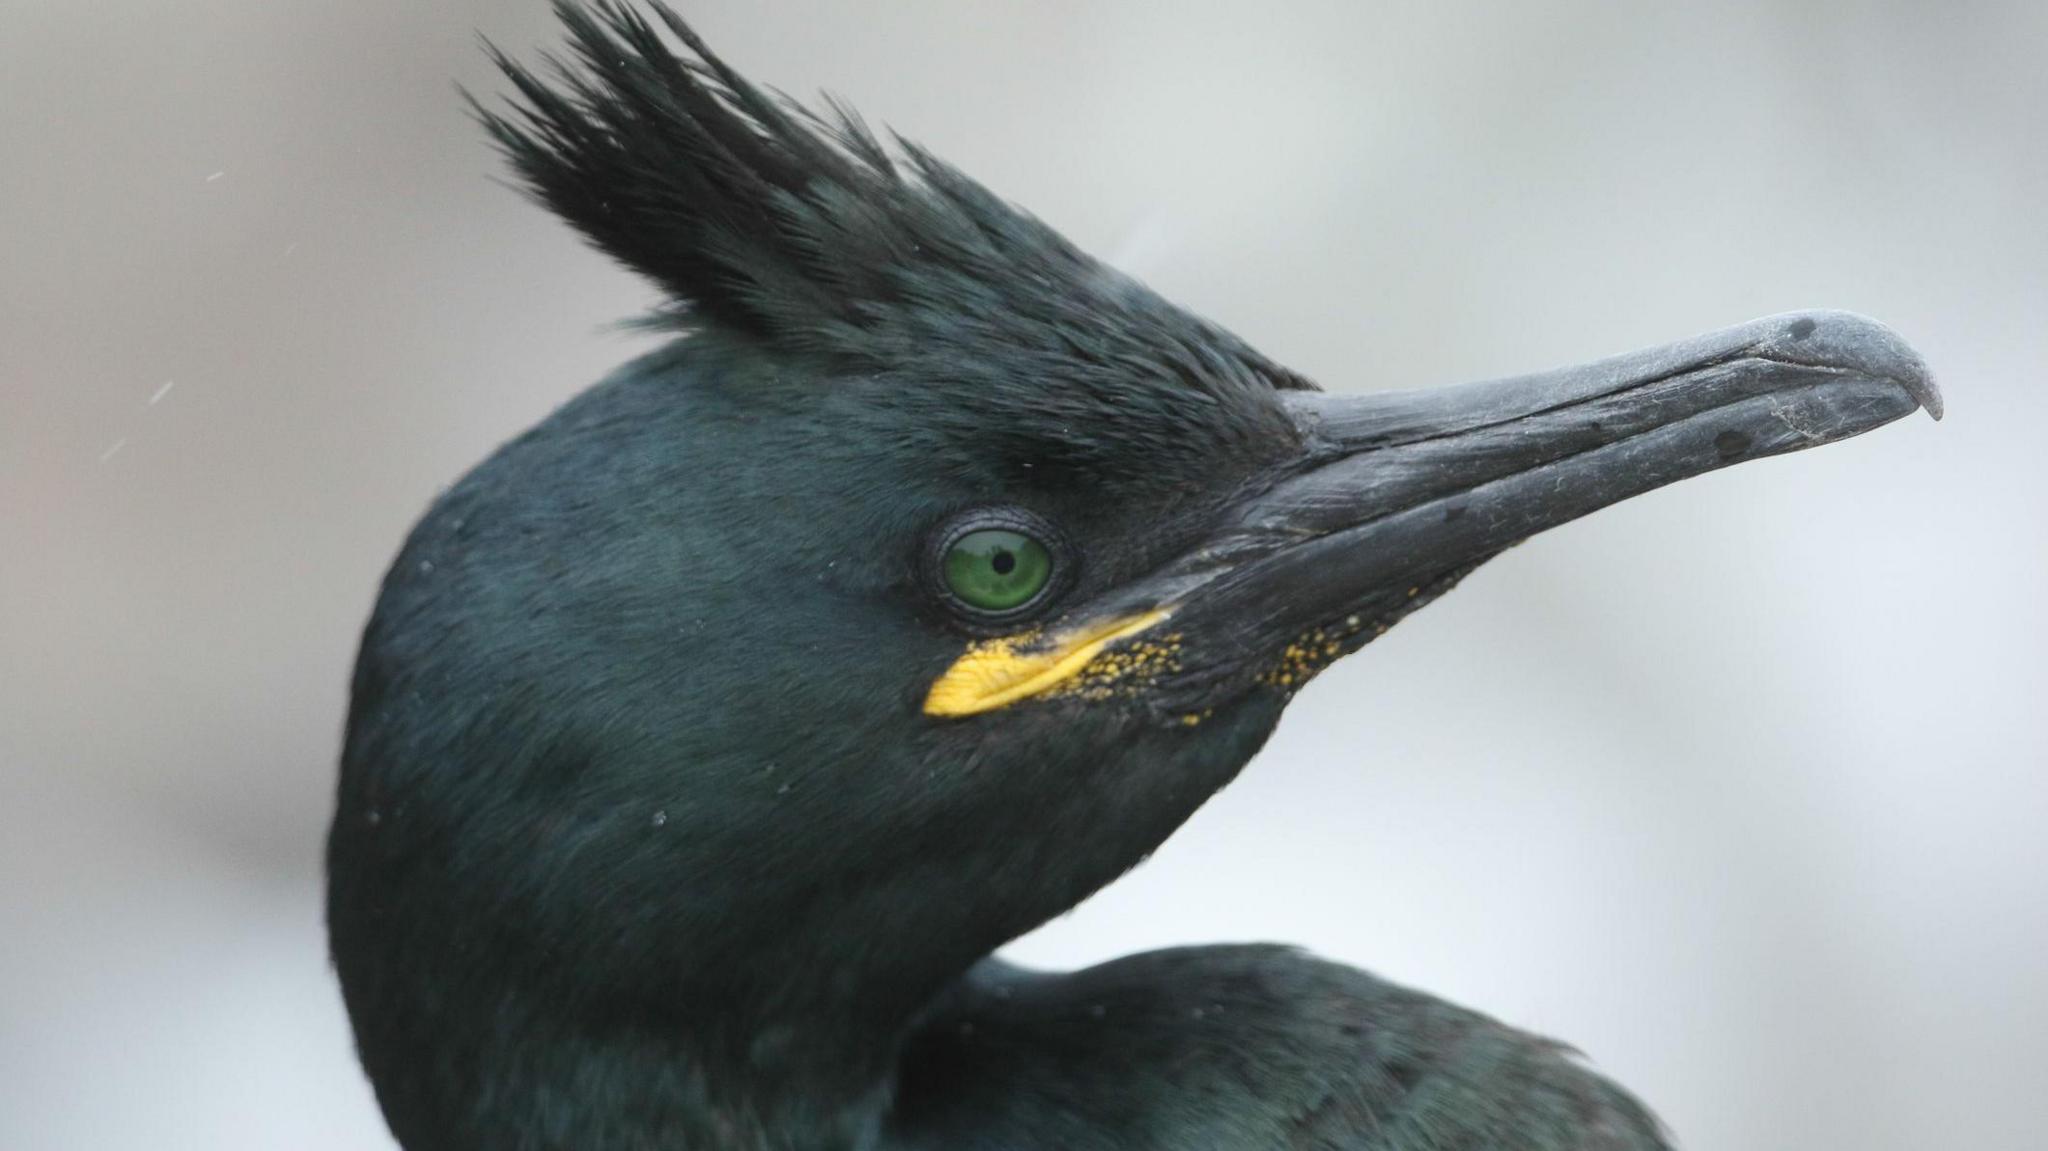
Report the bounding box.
[358,973,906,1151]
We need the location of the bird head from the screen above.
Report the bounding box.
[328,0,1938,1133]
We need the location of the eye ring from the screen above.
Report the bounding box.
[925,506,1073,629]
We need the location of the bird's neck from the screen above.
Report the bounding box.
[381,971,916,1151]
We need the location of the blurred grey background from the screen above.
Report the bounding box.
[3,1,2042,1147]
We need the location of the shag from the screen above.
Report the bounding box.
[328,4,1941,1148]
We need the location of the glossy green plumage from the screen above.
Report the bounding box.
[895,948,1665,1150]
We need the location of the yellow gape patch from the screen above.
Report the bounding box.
[922,610,1172,718]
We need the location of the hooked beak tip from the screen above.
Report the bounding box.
[1761,309,1943,421]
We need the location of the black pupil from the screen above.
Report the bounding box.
[990,548,1016,575]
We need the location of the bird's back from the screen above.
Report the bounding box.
[890,947,1670,1151]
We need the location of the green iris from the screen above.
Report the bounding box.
[942,528,1052,613]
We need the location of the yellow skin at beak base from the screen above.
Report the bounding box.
[922,610,1173,718]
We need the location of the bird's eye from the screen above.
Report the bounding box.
[927,508,1069,624]
[942,529,1052,613]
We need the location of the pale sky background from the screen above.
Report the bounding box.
[4,2,2043,1148]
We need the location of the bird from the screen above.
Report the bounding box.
[325,3,1941,1148]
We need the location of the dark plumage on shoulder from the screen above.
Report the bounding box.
[475,0,1309,401]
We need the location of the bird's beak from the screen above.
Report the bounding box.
[924,310,1939,719]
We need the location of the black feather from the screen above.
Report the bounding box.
[473,0,1314,401]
